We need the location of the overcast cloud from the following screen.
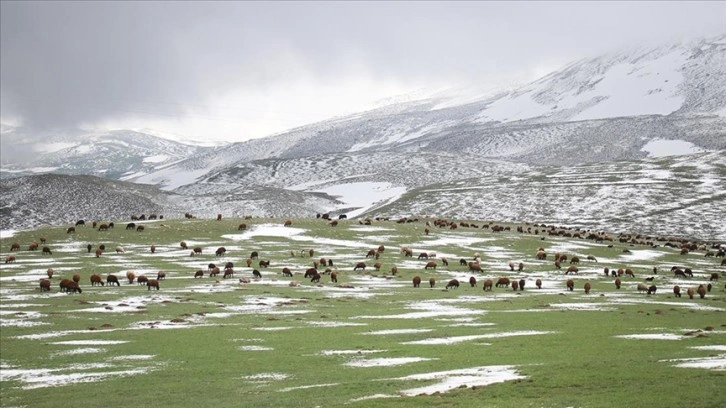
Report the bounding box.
[1,1,725,142]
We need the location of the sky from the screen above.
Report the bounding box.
[1,1,725,143]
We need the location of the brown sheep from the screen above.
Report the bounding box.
[446,279,460,289]
[72,274,81,284]
[373,262,382,271]
[417,252,429,260]
[697,285,706,299]
[519,279,525,291]
[584,282,591,294]
[565,265,579,275]
[330,271,338,283]
[570,256,580,264]
[136,225,145,232]
[429,277,436,288]
[194,270,204,278]
[511,280,519,291]
[180,241,188,249]
[566,279,574,291]
[42,246,52,255]
[721,258,726,266]
[603,267,610,277]
[483,279,493,291]
[209,267,220,278]
[536,250,547,260]
[508,261,516,271]
[687,287,695,299]
[215,247,226,256]
[10,242,20,251]
[647,285,657,295]
[137,275,149,285]
[28,242,38,251]
[224,268,235,279]
[5,255,16,264]
[441,257,449,267]
[624,268,635,278]
[535,279,542,289]
[468,262,483,273]
[193,247,203,255]
[615,278,622,289]
[310,273,321,283]
[587,255,597,262]
[157,271,166,280]
[126,271,136,284]
[150,245,156,253]
[424,261,437,270]
[412,276,422,288]
[353,262,366,271]
[518,263,524,272]
[238,223,247,231]
[64,281,82,294]
[258,260,270,268]
[390,266,398,275]
[59,278,73,292]
[66,227,76,234]
[282,267,293,277]
[39,279,51,292]
[496,277,510,288]
[710,273,719,281]
[147,279,160,290]
[95,248,103,258]
[283,220,293,227]
[47,268,54,279]
[673,285,681,297]
[90,274,104,286]
[106,274,120,286]
[245,258,253,267]
[469,276,477,287]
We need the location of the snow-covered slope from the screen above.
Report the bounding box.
[0,127,215,180]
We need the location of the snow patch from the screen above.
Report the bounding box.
[641,138,706,158]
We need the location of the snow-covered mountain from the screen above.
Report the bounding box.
[126,35,726,192]
[1,35,725,239]
[0,126,217,180]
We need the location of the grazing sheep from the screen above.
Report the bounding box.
[570,256,580,264]
[637,283,649,293]
[238,223,247,231]
[193,247,202,255]
[283,220,292,227]
[106,274,120,286]
[90,274,104,286]
[258,260,270,268]
[684,268,693,277]
[710,273,719,281]
[126,223,136,230]
[390,266,398,275]
[535,279,542,289]
[330,271,338,283]
[66,227,76,234]
[136,225,145,232]
[496,277,510,288]
[412,276,422,288]
[5,255,16,264]
[483,279,493,291]
[39,279,51,292]
[150,245,156,253]
[126,271,135,284]
[647,285,657,295]
[194,270,204,278]
[511,280,519,291]
[424,261,437,270]
[28,242,38,251]
[310,273,321,283]
[137,275,148,285]
[566,279,574,291]
[536,250,547,260]
[418,252,429,260]
[147,279,160,290]
[673,285,681,297]
[468,262,483,273]
[157,271,166,280]
[508,261,516,271]
[584,282,592,294]
[624,269,635,278]
[282,267,293,277]
[429,277,436,288]
[687,287,695,299]
[565,266,579,275]
[42,246,52,255]
[673,268,686,278]
[95,248,103,258]
[47,268,54,279]
[469,276,477,287]
[64,281,82,294]
[587,255,597,262]
[460,258,468,266]
[115,246,125,254]
[353,262,366,271]
[373,262,382,271]
[215,247,226,256]
[603,267,610,277]
[180,241,188,249]
[446,279,460,289]
[252,269,261,279]
[518,263,524,272]
[209,267,220,278]
[86,244,92,253]
[224,268,235,279]
[697,285,706,299]
[519,279,526,291]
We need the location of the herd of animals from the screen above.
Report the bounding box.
[3,214,726,300]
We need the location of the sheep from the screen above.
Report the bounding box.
[697,285,706,299]
[353,262,366,271]
[147,279,160,290]
[424,261,437,270]
[282,267,293,277]
[90,274,104,286]
[446,279,460,289]
[330,271,338,283]
[483,279,493,291]
[39,279,51,292]
[106,274,120,286]
[496,277,510,288]
[126,271,136,284]
[535,279,542,289]
[412,276,421,288]
[469,276,477,287]
[115,246,125,254]
[637,283,649,293]
[429,277,436,288]
[647,285,657,295]
[47,268,54,279]
[137,275,149,285]
[157,271,166,280]
[511,280,519,291]
[584,282,591,294]
[565,266,579,275]
[390,266,398,275]
[566,279,574,291]
[194,270,204,278]
[519,279,526,291]
[374,262,382,271]
[687,287,695,299]
[673,285,681,297]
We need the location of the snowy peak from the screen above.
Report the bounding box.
[476,35,726,124]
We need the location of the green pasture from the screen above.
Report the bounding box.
[1,217,724,408]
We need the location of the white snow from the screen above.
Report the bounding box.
[641,138,707,158]
[394,365,525,396]
[344,357,435,367]
[313,182,407,218]
[0,229,18,239]
[142,154,169,163]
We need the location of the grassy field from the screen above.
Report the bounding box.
[1,217,724,408]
